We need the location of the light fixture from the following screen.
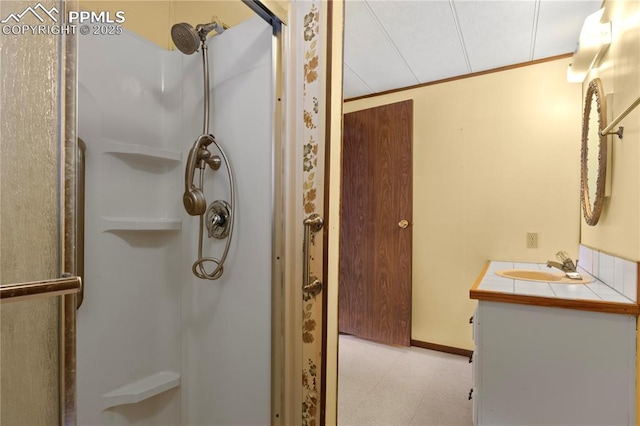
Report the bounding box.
[566,9,612,83]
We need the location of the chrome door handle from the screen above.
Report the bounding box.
[303,214,324,296]
[398,219,409,229]
[76,139,86,309]
[303,278,323,296]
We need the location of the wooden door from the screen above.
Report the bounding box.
[339,100,413,346]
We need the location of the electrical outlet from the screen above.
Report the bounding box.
[527,232,538,249]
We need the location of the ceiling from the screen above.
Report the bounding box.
[343,0,603,99]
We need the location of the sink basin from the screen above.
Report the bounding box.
[497,270,564,281]
[495,269,593,284]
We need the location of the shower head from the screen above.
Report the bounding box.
[171,20,225,55]
[171,23,200,55]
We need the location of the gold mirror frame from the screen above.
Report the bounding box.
[580,78,608,226]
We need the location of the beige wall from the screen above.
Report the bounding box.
[578,0,640,420]
[343,58,583,350]
[581,0,640,261]
[326,2,344,423]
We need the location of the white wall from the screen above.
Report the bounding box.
[180,16,274,425]
[78,30,183,425]
[77,15,273,425]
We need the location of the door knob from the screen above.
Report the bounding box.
[398,219,409,229]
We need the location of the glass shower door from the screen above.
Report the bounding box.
[0,1,79,424]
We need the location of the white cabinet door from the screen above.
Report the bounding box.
[476,301,636,426]
[471,308,480,426]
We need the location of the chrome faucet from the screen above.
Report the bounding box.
[546,251,577,273]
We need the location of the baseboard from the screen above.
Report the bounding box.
[411,340,473,358]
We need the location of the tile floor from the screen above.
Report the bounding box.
[338,335,473,426]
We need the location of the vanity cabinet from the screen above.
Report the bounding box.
[472,301,636,425]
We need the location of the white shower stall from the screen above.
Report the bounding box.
[77,15,274,425]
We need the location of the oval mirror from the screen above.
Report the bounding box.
[580,78,608,226]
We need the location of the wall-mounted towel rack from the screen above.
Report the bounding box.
[601,94,640,139]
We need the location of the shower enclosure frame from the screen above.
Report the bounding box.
[242,4,290,423]
[244,2,318,423]
[260,2,344,424]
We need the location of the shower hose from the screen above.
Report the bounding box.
[192,136,235,280]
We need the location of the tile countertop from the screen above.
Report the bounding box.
[470,261,640,316]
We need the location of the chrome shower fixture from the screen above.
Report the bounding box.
[174,18,235,281]
[184,134,220,216]
[170,19,225,55]
[195,21,225,38]
[172,18,225,136]
[171,23,199,55]
[206,200,231,239]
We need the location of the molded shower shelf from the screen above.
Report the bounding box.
[103,140,181,163]
[101,371,180,409]
[100,217,181,232]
